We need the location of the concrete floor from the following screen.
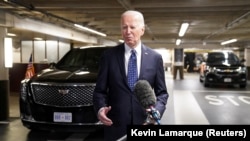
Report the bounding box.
[1,71,250,141]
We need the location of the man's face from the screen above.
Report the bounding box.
[121,15,145,48]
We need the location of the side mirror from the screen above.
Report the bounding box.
[240,58,246,66]
[241,58,246,62]
[49,62,56,69]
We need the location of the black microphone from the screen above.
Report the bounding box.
[134,80,161,125]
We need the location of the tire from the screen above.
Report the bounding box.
[239,84,246,88]
[199,74,204,82]
[203,77,209,87]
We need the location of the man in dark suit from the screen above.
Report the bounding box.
[93,10,169,141]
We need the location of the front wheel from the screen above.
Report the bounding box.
[239,84,246,88]
[199,76,203,82]
[203,77,209,87]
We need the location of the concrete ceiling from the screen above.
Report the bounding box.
[1,0,250,50]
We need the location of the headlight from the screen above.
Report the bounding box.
[206,66,216,72]
[20,80,28,101]
[237,66,247,73]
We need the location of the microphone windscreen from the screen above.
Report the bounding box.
[134,80,156,109]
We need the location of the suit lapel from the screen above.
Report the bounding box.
[116,44,150,90]
[139,44,149,79]
[116,44,128,84]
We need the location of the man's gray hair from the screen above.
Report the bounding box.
[121,10,145,27]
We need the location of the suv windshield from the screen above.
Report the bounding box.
[206,52,240,65]
[56,47,109,72]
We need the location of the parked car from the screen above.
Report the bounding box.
[19,46,112,131]
[199,51,247,88]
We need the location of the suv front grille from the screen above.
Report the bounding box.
[31,82,95,107]
[217,68,238,75]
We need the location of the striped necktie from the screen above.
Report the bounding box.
[127,50,138,90]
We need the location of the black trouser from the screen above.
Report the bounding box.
[173,66,184,79]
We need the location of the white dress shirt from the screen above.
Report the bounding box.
[124,43,141,77]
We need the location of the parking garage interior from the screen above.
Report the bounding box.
[1,0,250,141]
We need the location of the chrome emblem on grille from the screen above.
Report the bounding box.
[224,69,232,72]
[58,89,69,95]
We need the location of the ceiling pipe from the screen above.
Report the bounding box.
[226,11,250,29]
[117,0,133,10]
[203,11,250,40]
[3,0,107,37]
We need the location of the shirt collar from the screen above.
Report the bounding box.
[124,42,141,55]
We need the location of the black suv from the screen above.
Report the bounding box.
[20,46,112,131]
[199,51,248,88]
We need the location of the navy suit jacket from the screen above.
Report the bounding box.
[93,43,169,140]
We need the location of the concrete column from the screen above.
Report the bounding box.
[0,11,10,121]
[244,48,250,80]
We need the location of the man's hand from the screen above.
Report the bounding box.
[143,108,161,125]
[98,106,113,126]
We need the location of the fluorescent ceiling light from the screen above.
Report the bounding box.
[176,39,181,46]
[220,39,237,45]
[179,23,189,37]
[34,37,43,40]
[7,33,17,37]
[119,39,124,43]
[74,24,107,37]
